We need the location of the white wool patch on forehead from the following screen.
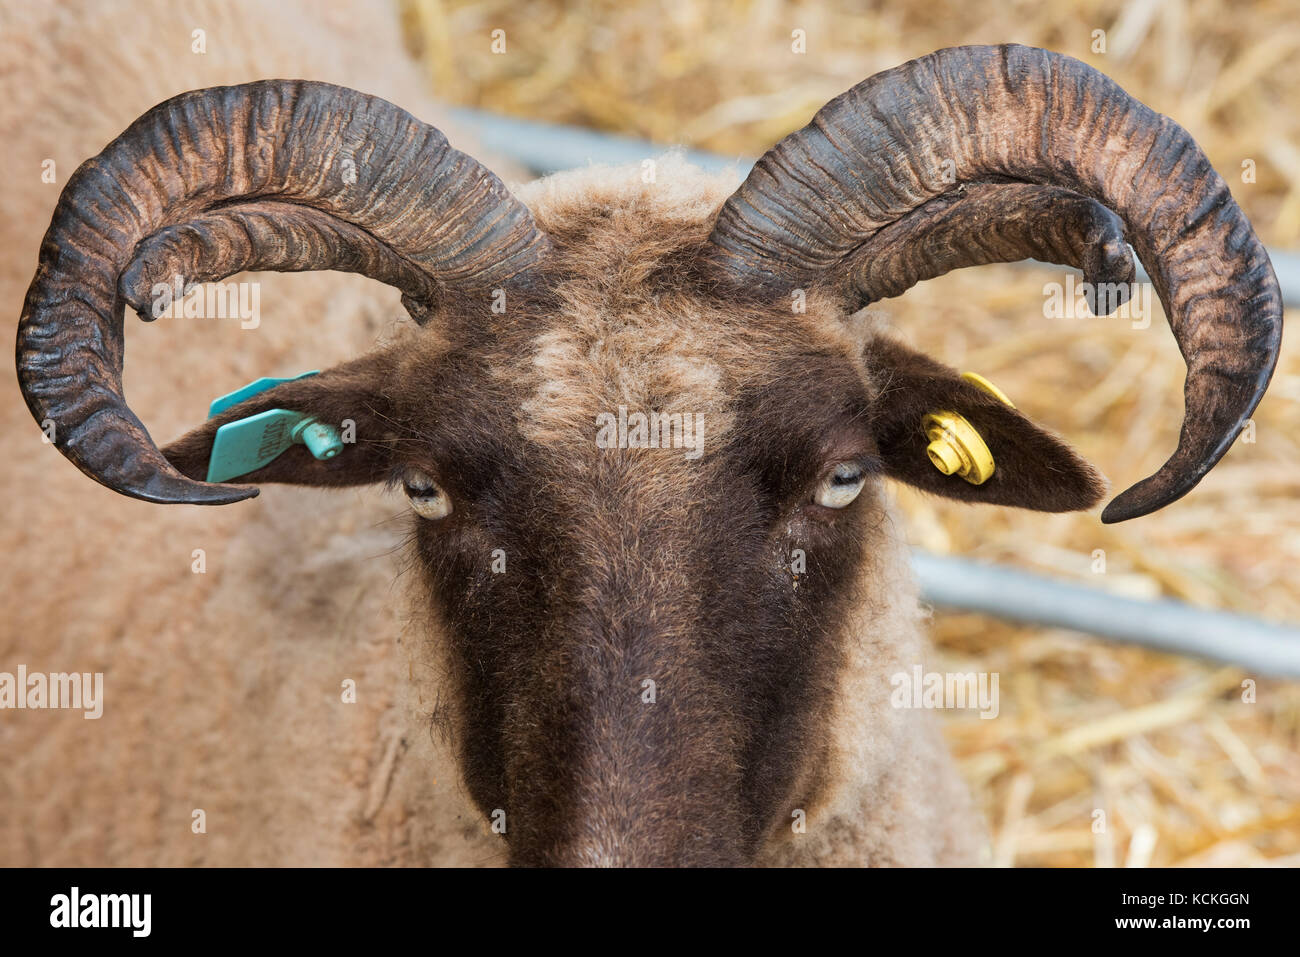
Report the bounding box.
[507,156,747,450]
[517,321,735,449]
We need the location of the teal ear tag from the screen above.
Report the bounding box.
[204,372,344,483]
[208,370,321,417]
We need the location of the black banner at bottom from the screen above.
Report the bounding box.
[0,865,1280,943]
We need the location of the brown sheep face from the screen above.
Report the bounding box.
[404,335,881,866]
[398,312,892,867]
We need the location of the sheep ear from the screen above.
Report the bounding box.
[865,337,1106,512]
[162,350,400,489]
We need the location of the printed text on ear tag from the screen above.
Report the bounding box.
[206,410,343,483]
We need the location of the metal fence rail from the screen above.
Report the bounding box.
[452,106,1300,675]
[913,552,1300,678]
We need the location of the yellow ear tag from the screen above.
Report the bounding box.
[922,372,1015,486]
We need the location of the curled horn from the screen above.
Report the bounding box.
[17,80,550,505]
[708,44,1283,522]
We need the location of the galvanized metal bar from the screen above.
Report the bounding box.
[450,107,744,177]
[912,551,1300,678]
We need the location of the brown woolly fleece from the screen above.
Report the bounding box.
[1,0,499,867]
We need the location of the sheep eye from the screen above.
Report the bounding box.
[403,468,452,520]
[813,462,866,509]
